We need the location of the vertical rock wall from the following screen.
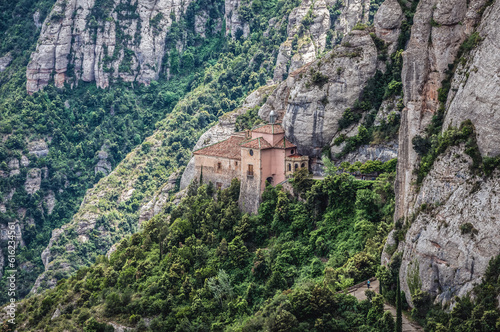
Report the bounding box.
[27,0,193,94]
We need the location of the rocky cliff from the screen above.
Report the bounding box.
[272,30,379,156]
[26,0,193,94]
[273,0,374,82]
[386,0,500,307]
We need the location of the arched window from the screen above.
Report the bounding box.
[288,163,291,171]
[301,163,305,168]
[291,149,295,155]
[295,164,298,170]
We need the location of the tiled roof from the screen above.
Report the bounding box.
[287,154,306,158]
[273,137,296,149]
[252,123,285,134]
[240,137,273,150]
[193,136,246,160]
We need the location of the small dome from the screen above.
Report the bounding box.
[269,110,277,124]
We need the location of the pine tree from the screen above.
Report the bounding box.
[396,274,402,332]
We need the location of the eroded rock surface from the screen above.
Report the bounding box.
[269,31,379,157]
[399,145,500,305]
[28,140,49,157]
[25,168,42,195]
[0,53,13,72]
[387,0,500,307]
[444,1,500,157]
[27,0,194,94]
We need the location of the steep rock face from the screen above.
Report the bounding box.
[273,0,331,82]
[180,85,276,189]
[265,30,378,157]
[336,142,398,164]
[26,0,193,94]
[399,145,500,305]
[390,0,500,306]
[25,168,42,195]
[374,0,404,54]
[395,0,486,221]
[0,53,13,72]
[224,0,249,38]
[444,2,500,157]
[273,0,374,83]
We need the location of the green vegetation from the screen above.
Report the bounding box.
[13,166,397,330]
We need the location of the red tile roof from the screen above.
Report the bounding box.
[193,136,246,160]
[240,137,273,150]
[273,137,296,149]
[251,123,285,134]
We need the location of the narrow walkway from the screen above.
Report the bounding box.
[347,279,424,332]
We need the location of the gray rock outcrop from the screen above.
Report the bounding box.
[399,145,500,306]
[395,0,486,222]
[26,0,193,94]
[337,142,398,164]
[374,0,404,54]
[444,1,500,157]
[269,30,379,157]
[28,140,49,157]
[95,150,112,176]
[225,0,249,38]
[385,0,500,307]
[0,53,13,72]
[25,168,42,195]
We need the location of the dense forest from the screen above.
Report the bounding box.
[11,163,400,331]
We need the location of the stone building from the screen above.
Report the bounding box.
[193,113,309,213]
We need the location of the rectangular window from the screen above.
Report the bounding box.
[216,182,222,190]
[217,162,222,172]
[247,164,254,177]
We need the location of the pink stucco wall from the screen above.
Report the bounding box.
[261,148,285,189]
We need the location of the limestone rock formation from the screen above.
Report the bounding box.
[272,0,376,83]
[28,140,49,157]
[225,0,249,38]
[25,168,42,195]
[266,30,379,157]
[336,142,398,164]
[399,145,500,305]
[395,0,487,222]
[95,150,112,176]
[26,0,193,94]
[384,0,500,306]
[8,159,20,177]
[444,1,500,157]
[273,0,331,82]
[0,53,12,72]
[374,0,404,54]
[44,191,56,215]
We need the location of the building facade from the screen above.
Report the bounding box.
[193,122,308,213]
